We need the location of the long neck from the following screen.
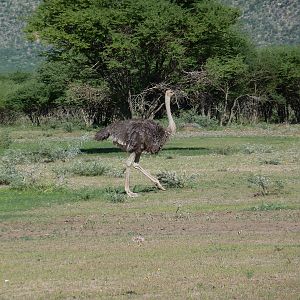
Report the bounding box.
[165,94,176,136]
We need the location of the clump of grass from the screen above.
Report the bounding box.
[177,110,219,130]
[2,149,28,165]
[3,140,82,164]
[241,144,273,154]
[67,160,109,176]
[107,167,125,178]
[213,146,236,155]
[248,174,284,196]
[245,270,254,279]
[156,171,197,188]
[33,141,81,163]
[0,162,23,186]
[247,202,289,211]
[0,130,12,149]
[63,122,73,133]
[105,187,126,203]
[260,158,281,165]
[53,160,123,178]
[0,158,44,190]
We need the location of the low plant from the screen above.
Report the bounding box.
[67,160,109,176]
[0,130,12,149]
[0,162,23,186]
[245,270,254,279]
[248,174,284,196]
[260,159,281,165]
[177,110,219,129]
[241,144,273,154]
[213,146,236,155]
[63,122,74,132]
[248,202,289,211]
[53,159,124,178]
[105,187,126,203]
[33,141,81,163]
[156,171,197,188]
[0,159,44,189]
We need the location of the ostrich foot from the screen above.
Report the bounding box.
[126,190,139,198]
[155,182,166,191]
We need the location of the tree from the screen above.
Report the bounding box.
[0,72,32,124]
[5,79,49,125]
[249,46,300,123]
[66,82,110,126]
[199,56,249,125]
[25,0,251,120]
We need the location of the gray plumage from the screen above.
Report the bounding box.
[95,119,171,155]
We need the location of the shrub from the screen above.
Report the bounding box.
[53,159,124,178]
[0,130,12,149]
[67,160,109,176]
[241,144,273,154]
[248,174,284,196]
[260,158,281,165]
[63,122,73,132]
[0,158,43,189]
[22,140,83,163]
[248,202,289,211]
[156,171,197,188]
[105,187,126,203]
[0,163,23,186]
[178,110,219,129]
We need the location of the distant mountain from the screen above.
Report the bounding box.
[0,0,43,73]
[0,0,299,73]
[221,0,300,46]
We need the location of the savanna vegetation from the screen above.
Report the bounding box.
[1,1,300,298]
[0,124,300,298]
[0,0,299,127]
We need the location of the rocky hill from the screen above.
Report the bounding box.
[222,0,300,46]
[0,0,42,73]
[0,0,299,73]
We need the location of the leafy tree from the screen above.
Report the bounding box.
[5,79,48,125]
[204,55,249,125]
[25,0,251,120]
[65,81,110,126]
[249,46,300,122]
[0,73,32,124]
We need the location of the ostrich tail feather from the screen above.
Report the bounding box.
[95,127,110,141]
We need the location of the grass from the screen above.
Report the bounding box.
[0,124,300,299]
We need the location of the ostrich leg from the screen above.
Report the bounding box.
[125,152,138,197]
[133,159,166,191]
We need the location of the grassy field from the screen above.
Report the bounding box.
[0,124,299,299]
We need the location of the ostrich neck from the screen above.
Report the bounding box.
[165,95,176,135]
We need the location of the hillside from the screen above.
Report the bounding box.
[0,0,42,73]
[0,0,299,73]
[222,0,300,46]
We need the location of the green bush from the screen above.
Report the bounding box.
[67,160,109,176]
[156,171,197,188]
[177,110,219,129]
[241,144,273,154]
[105,187,126,203]
[0,130,12,149]
[248,202,289,211]
[248,174,284,196]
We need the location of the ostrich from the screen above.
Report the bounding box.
[95,89,176,197]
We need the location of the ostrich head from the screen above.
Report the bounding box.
[165,89,175,98]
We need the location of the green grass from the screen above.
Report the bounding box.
[0,125,299,299]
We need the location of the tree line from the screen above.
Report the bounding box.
[0,0,299,126]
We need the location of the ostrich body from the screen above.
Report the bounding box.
[95,89,176,197]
